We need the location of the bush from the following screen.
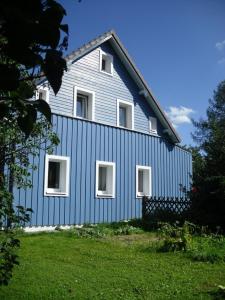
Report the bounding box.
[70,221,144,239]
[157,221,196,252]
[188,235,225,263]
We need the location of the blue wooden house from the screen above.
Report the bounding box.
[15,30,192,227]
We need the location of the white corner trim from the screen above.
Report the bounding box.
[96,160,116,198]
[44,154,70,197]
[136,165,152,198]
[117,99,134,130]
[73,86,95,121]
[99,49,114,76]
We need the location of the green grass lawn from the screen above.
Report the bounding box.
[0,231,225,300]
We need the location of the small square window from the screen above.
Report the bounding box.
[149,117,157,135]
[117,99,134,129]
[136,165,151,197]
[74,87,95,121]
[100,51,113,75]
[36,87,49,103]
[96,161,115,198]
[44,155,70,196]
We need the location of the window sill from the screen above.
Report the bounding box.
[74,115,94,121]
[136,194,150,198]
[44,191,69,197]
[96,193,114,198]
[99,70,113,77]
[118,125,133,130]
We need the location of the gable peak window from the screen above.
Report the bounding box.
[117,100,134,130]
[100,51,113,75]
[149,117,157,135]
[44,155,70,196]
[136,165,151,197]
[74,87,95,121]
[96,161,115,198]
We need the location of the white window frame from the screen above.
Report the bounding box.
[149,116,158,135]
[96,161,115,198]
[73,86,95,121]
[117,99,134,130]
[36,86,50,103]
[99,50,113,76]
[136,165,152,198]
[44,155,70,197]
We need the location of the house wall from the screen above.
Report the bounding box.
[14,115,192,227]
[48,42,164,135]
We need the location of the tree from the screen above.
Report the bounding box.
[0,0,68,135]
[0,0,70,284]
[191,81,225,230]
[0,116,59,284]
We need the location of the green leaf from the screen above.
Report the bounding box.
[33,100,52,123]
[43,49,67,95]
[60,24,69,35]
[17,106,37,138]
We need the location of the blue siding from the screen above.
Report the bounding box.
[48,41,164,136]
[14,115,192,226]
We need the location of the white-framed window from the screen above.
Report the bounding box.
[149,117,157,135]
[136,165,152,198]
[117,99,134,130]
[44,155,70,196]
[74,86,95,121]
[36,86,49,103]
[99,50,113,75]
[96,161,115,198]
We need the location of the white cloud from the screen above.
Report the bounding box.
[215,40,225,51]
[218,57,225,64]
[166,106,195,128]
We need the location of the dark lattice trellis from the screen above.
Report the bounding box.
[142,196,190,221]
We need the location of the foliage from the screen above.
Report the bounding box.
[0,0,69,286]
[0,116,59,285]
[0,233,20,286]
[70,222,144,239]
[188,235,225,263]
[0,231,225,299]
[0,0,68,135]
[157,221,196,252]
[190,80,225,230]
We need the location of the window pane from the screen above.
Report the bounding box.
[138,170,144,193]
[102,58,106,71]
[48,161,60,189]
[77,94,88,118]
[98,166,107,191]
[119,106,127,127]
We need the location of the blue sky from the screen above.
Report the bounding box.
[60,0,225,145]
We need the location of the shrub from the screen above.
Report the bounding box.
[70,222,144,239]
[157,221,196,252]
[188,235,225,263]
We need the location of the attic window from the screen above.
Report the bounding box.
[117,99,134,130]
[100,51,113,75]
[74,86,95,121]
[149,117,157,135]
